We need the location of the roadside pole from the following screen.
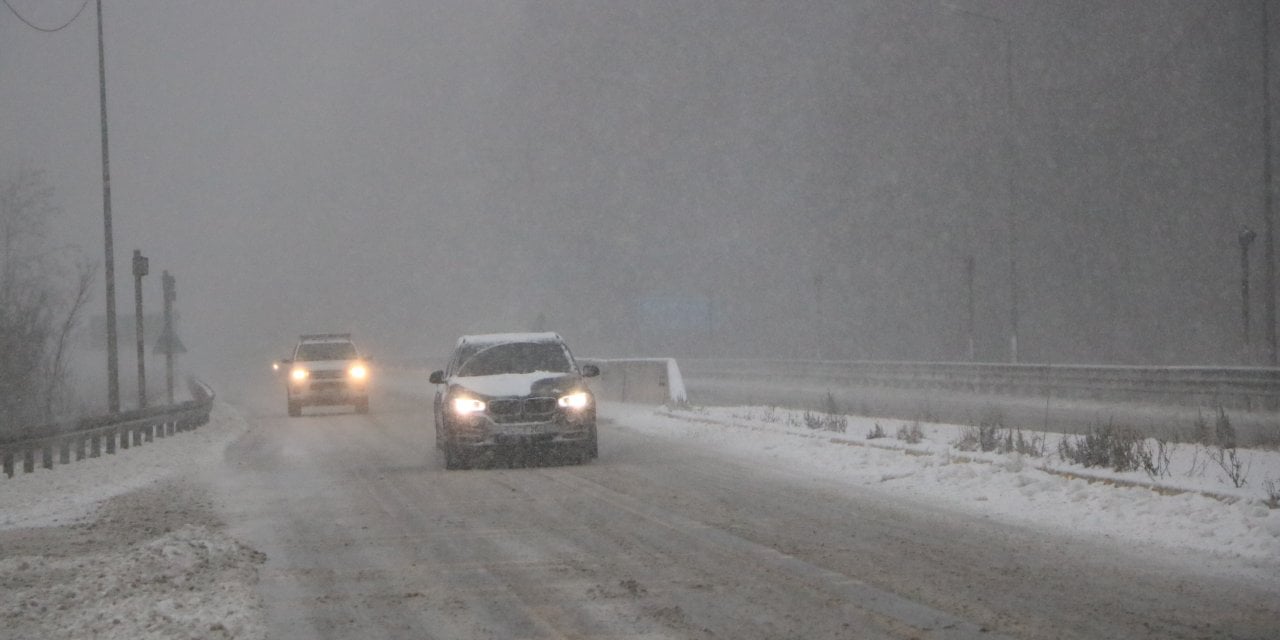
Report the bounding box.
[132,250,149,409]
[162,271,176,405]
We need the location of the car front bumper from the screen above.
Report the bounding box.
[288,379,367,405]
[446,413,594,450]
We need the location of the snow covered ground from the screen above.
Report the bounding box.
[609,403,1280,571]
[0,402,266,640]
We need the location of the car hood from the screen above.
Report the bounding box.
[450,371,580,398]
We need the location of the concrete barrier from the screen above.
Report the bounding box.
[582,358,687,406]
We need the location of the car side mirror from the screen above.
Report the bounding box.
[429,370,445,384]
[581,364,600,377]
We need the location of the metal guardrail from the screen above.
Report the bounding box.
[0,377,215,479]
[680,359,1280,412]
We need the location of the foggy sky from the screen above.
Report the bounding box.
[2,0,1277,371]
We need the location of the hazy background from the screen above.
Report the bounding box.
[2,0,1277,379]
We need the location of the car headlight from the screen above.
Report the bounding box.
[452,397,486,415]
[557,392,590,409]
[290,368,309,382]
[348,364,368,380]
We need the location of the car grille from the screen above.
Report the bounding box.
[488,397,557,423]
[311,370,345,380]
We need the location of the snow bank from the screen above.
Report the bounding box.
[0,402,266,640]
[0,524,265,640]
[0,402,251,531]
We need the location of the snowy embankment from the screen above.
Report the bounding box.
[0,402,265,640]
[606,403,1280,570]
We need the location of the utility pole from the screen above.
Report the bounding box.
[132,250,148,409]
[1242,227,1258,353]
[813,274,824,360]
[97,0,120,412]
[162,271,176,405]
[1263,0,1277,366]
[966,256,977,362]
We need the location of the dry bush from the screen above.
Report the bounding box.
[896,421,924,444]
[1057,422,1149,472]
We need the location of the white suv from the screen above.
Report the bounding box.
[281,333,370,416]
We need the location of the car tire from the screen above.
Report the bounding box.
[444,443,466,470]
[587,424,599,459]
[355,397,370,414]
[287,399,301,417]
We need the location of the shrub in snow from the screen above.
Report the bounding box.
[1191,406,1238,449]
[822,391,841,416]
[1192,410,1214,447]
[1058,422,1148,472]
[1265,478,1279,509]
[1210,445,1250,488]
[1006,429,1045,458]
[896,421,924,444]
[1139,439,1174,479]
[867,423,886,439]
[955,425,1043,457]
[1214,407,1237,450]
[798,410,846,433]
[827,413,848,433]
[956,424,999,452]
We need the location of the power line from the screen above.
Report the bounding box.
[2,0,90,33]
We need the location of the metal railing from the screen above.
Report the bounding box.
[680,359,1280,412]
[1,377,215,479]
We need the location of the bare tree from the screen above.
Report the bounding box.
[0,166,91,435]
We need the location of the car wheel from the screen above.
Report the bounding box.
[287,399,301,417]
[588,424,599,458]
[444,443,466,470]
[355,397,370,414]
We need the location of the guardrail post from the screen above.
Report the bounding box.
[76,436,86,461]
[91,434,101,458]
[42,445,53,470]
[119,426,129,450]
[23,448,34,473]
[3,451,13,478]
[59,439,70,465]
[105,429,115,455]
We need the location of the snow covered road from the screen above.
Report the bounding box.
[208,373,1276,639]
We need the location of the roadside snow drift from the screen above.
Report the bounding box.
[0,402,266,640]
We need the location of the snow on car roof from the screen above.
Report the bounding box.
[300,333,354,343]
[456,332,563,346]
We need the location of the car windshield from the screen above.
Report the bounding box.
[457,342,571,376]
[296,342,357,361]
